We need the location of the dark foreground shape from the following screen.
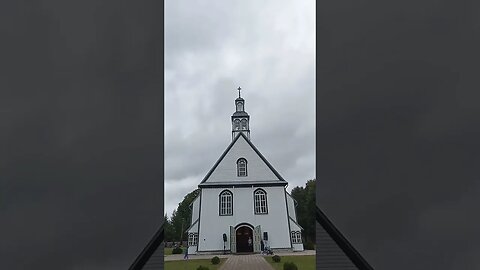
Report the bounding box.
[315,205,374,270]
[129,222,165,270]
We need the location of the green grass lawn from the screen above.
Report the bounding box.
[164,258,226,270]
[265,255,315,270]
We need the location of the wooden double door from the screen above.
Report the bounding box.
[235,226,253,252]
[230,224,262,253]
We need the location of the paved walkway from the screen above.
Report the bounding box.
[164,250,316,261]
[219,254,274,270]
[164,253,231,261]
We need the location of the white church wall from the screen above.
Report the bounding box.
[206,136,279,183]
[197,188,233,252]
[292,243,304,251]
[188,246,197,254]
[197,186,292,252]
[250,187,292,249]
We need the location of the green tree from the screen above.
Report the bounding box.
[291,179,316,245]
[169,189,200,242]
[164,214,176,242]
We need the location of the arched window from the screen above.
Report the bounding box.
[237,158,247,177]
[241,119,247,130]
[254,189,268,214]
[291,231,296,243]
[234,119,240,130]
[219,190,233,216]
[188,233,198,246]
[291,231,302,243]
[296,232,302,243]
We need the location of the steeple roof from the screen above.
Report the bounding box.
[232,111,249,117]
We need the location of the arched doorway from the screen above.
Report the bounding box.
[235,225,253,253]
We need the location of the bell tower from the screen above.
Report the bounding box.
[231,87,250,140]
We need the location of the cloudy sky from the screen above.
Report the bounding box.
[164,0,316,217]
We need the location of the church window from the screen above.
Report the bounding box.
[254,189,268,214]
[219,190,233,216]
[234,119,240,130]
[188,233,198,246]
[241,119,247,130]
[291,231,302,244]
[237,158,247,177]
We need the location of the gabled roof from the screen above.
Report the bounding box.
[286,191,298,207]
[185,219,199,233]
[199,132,287,187]
[289,216,304,230]
[188,193,200,208]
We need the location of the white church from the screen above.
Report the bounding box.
[186,89,304,255]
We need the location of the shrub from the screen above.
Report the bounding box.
[283,262,298,270]
[304,241,315,250]
[211,256,220,265]
[197,266,209,270]
[172,247,183,254]
[272,255,281,262]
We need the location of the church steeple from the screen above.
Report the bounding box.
[231,87,250,140]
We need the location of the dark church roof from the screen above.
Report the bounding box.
[232,111,249,117]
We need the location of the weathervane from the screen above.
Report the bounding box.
[237,87,241,98]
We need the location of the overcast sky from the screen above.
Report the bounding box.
[164,0,316,217]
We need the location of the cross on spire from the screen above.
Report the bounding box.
[238,87,241,98]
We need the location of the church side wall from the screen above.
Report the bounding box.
[292,243,304,251]
[197,186,291,252]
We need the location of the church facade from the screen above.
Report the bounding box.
[186,91,304,254]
